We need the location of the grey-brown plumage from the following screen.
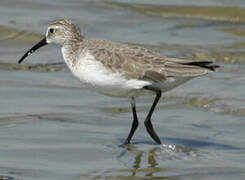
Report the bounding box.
[69,38,219,83]
[18,19,220,145]
[49,19,219,84]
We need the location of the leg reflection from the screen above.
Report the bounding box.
[118,147,175,179]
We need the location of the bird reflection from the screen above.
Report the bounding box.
[79,145,179,179]
[116,145,178,180]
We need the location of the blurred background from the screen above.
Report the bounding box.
[0,0,245,179]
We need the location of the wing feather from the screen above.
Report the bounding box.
[84,39,218,82]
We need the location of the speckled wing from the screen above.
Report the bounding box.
[89,44,168,82]
[86,40,216,82]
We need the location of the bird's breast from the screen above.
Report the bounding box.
[62,50,150,97]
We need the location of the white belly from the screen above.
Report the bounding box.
[62,50,151,97]
[62,49,193,97]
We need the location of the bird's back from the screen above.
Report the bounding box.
[79,39,218,83]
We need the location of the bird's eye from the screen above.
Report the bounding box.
[49,28,55,33]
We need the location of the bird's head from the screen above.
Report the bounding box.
[18,19,83,64]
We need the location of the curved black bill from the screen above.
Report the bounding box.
[18,37,47,64]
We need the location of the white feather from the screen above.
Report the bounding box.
[62,48,193,97]
[62,48,151,97]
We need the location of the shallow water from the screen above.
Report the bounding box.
[0,0,245,180]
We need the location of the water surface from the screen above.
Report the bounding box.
[0,0,245,179]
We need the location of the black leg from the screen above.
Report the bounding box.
[125,97,139,144]
[144,86,162,144]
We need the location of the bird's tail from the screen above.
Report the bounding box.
[180,61,220,72]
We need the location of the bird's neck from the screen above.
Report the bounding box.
[61,40,82,70]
